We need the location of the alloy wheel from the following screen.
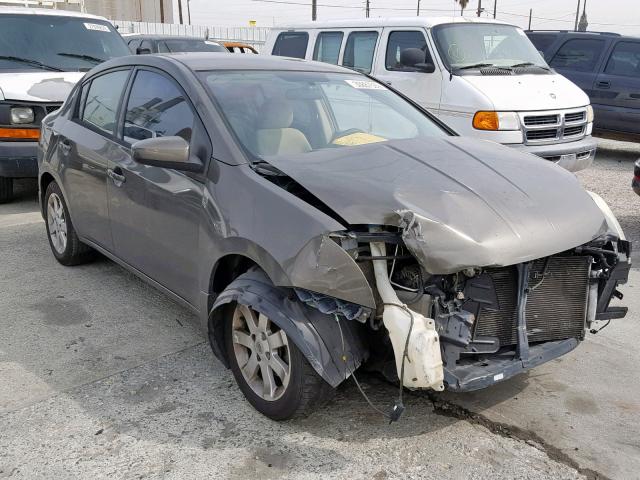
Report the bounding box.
[47,192,67,254]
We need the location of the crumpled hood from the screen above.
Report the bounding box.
[460,73,590,111]
[0,72,83,102]
[265,136,608,273]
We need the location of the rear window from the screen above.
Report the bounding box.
[272,32,309,59]
[550,38,605,72]
[342,31,379,74]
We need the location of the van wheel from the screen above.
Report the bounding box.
[225,300,334,420]
[0,177,13,203]
[44,181,94,266]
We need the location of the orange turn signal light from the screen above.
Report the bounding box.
[472,111,500,131]
[0,127,40,140]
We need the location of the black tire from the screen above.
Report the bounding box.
[44,181,94,266]
[224,299,334,420]
[0,177,13,203]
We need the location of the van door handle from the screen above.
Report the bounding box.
[107,167,126,186]
[596,80,611,89]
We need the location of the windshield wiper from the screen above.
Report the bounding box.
[456,63,499,70]
[510,62,550,70]
[57,52,106,64]
[0,55,64,72]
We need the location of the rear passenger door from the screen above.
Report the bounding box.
[107,68,210,307]
[374,28,442,112]
[592,40,640,134]
[549,37,608,96]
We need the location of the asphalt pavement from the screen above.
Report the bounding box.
[0,140,638,480]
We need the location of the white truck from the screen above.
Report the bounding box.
[264,17,597,172]
[0,7,130,202]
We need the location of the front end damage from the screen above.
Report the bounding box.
[321,215,630,393]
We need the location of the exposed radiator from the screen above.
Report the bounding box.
[473,256,590,346]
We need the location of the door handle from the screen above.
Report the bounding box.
[59,138,71,154]
[596,80,611,89]
[107,167,126,186]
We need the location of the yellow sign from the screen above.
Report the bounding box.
[249,20,257,27]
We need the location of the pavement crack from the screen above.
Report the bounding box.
[420,391,611,480]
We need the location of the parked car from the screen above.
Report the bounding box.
[264,18,598,172]
[0,6,130,203]
[125,34,227,54]
[223,41,259,54]
[38,54,630,420]
[633,159,640,195]
[527,30,640,141]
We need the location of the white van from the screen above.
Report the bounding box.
[0,7,130,202]
[264,18,597,172]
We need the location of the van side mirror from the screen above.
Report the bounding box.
[136,47,152,55]
[399,48,435,73]
[132,136,203,172]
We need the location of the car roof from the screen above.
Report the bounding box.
[272,16,514,30]
[526,30,639,39]
[92,53,356,75]
[0,6,107,21]
[124,34,212,41]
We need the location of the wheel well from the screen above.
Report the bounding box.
[208,254,257,310]
[40,173,55,212]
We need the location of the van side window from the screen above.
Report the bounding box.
[550,39,605,72]
[272,32,309,59]
[385,31,431,71]
[313,31,343,64]
[604,42,640,77]
[342,31,379,74]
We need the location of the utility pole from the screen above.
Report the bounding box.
[365,0,370,18]
[528,8,532,30]
[177,0,183,24]
[417,0,420,16]
[159,0,165,23]
[186,0,191,25]
[312,0,317,21]
[476,0,482,17]
[493,0,497,18]
[574,0,581,31]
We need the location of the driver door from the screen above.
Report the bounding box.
[373,28,443,113]
[107,68,209,307]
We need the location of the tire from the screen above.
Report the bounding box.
[0,177,13,203]
[225,299,334,420]
[44,181,94,266]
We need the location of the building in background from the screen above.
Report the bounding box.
[0,0,176,23]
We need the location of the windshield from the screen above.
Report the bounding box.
[432,23,548,71]
[160,39,227,53]
[199,70,447,159]
[0,14,130,72]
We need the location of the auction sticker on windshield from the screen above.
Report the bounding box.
[83,23,110,32]
[345,79,387,90]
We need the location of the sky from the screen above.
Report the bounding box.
[183,0,640,34]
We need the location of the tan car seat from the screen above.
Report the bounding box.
[255,99,312,156]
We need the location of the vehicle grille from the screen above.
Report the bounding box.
[472,256,590,346]
[521,108,588,145]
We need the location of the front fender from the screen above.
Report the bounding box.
[208,269,368,388]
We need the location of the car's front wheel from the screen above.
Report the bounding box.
[225,300,333,420]
[0,177,13,203]
[44,181,94,266]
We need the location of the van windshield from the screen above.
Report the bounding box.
[199,70,448,160]
[0,14,129,72]
[432,23,549,73]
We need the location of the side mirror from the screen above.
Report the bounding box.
[132,136,203,172]
[136,47,152,55]
[399,48,436,73]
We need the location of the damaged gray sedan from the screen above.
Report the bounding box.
[38,54,631,420]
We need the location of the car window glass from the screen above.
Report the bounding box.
[157,41,170,53]
[81,70,129,135]
[272,32,308,58]
[123,70,194,144]
[342,31,378,74]
[605,41,640,76]
[139,40,153,53]
[313,31,343,64]
[527,33,558,57]
[385,30,431,71]
[550,38,605,71]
